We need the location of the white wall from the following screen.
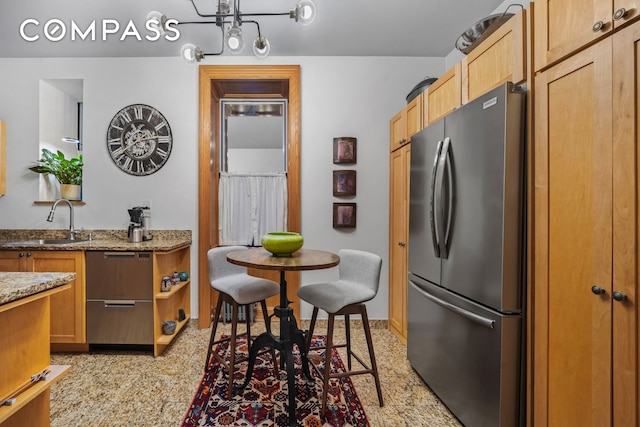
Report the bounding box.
[0,55,443,320]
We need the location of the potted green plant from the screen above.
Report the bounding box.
[29,148,83,200]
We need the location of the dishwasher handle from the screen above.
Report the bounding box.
[103,252,137,259]
[103,300,136,308]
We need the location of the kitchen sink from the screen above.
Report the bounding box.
[1,239,89,246]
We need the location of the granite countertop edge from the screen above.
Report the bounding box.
[0,272,76,306]
[0,229,192,251]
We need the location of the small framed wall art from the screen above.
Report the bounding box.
[333,170,356,196]
[333,137,357,164]
[333,203,357,228]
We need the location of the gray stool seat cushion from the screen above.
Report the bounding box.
[208,245,280,305]
[297,280,375,313]
[212,273,280,305]
[297,249,382,313]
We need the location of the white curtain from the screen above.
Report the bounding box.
[218,172,288,246]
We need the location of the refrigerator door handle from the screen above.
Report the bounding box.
[436,137,451,259]
[430,139,443,258]
[411,280,496,329]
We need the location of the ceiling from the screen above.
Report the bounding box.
[0,0,510,59]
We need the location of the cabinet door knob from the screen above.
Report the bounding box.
[591,285,606,295]
[592,20,605,32]
[26,252,31,257]
[612,291,627,302]
[19,252,24,257]
[613,8,627,21]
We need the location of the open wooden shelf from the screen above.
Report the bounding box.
[152,244,191,356]
[156,316,190,345]
[0,365,70,424]
[155,279,190,299]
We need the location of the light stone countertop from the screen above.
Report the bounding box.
[0,272,76,306]
[0,229,192,252]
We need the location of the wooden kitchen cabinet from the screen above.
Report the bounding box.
[461,9,526,104]
[0,281,71,427]
[425,63,461,125]
[0,251,85,346]
[534,0,640,71]
[533,21,639,426]
[390,107,407,152]
[406,93,423,139]
[388,143,410,343]
[153,245,190,357]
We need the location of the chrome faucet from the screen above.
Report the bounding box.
[47,199,77,240]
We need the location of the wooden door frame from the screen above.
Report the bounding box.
[197,65,301,328]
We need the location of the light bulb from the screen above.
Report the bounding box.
[181,43,203,63]
[253,36,270,59]
[291,0,316,26]
[218,0,231,14]
[225,22,245,54]
[146,11,168,34]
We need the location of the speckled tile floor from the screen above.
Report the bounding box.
[50,319,463,427]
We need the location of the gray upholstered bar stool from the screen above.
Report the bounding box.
[205,245,280,398]
[296,249,384,414]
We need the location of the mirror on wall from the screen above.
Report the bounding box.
[220,99,287,173]
[38,78,83,200]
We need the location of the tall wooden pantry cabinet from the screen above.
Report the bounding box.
[388,93,421,342]
[533,15,640,427]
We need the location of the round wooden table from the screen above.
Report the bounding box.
[227,247,339,427]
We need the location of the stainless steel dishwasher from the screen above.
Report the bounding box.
[86,251,153,345]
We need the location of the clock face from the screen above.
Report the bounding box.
[106,104,173,176]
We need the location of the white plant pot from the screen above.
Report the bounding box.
[60,184,81,201]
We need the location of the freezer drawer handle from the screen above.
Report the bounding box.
[412,282,495,329]
[104,300,136,308]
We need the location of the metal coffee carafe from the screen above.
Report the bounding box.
[141,206,151,241]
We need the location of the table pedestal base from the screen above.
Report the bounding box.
[237,284,313,427]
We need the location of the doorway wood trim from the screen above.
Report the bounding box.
[197,65,301,328]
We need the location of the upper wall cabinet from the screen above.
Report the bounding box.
[534,0,640,71]
[0,121,5,196]
[390,107,407,152]
[425,63,461,125]
[406,94,423,141]
[461,9,527,104]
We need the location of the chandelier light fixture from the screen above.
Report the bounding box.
[150,0,316,63]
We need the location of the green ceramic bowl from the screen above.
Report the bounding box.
[261,232,303,256]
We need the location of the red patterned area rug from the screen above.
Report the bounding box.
[181,335,370,427]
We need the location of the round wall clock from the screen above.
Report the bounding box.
[106,104,173,176]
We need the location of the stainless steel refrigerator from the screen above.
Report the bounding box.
[407,82,526,427]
